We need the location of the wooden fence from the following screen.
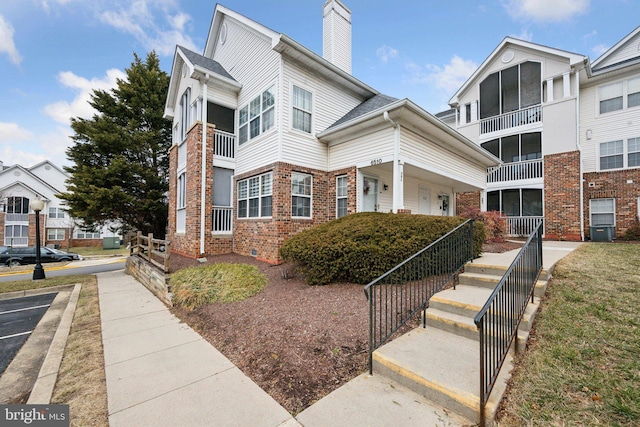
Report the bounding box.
[130,231,170,273]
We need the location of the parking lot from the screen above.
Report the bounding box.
[0,292,57,375]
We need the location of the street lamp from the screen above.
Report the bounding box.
[30,196,46,280]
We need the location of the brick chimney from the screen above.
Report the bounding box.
[323,0,352,74]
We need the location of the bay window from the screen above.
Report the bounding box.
[239,86,275,144]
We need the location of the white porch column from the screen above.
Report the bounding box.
[393,160,404,213]
[546,78,554,102]
[563,72,571,98]
[200,76,208,255]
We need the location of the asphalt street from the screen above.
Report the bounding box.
[0,292,57,375]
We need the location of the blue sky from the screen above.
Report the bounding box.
[0,0,638,168]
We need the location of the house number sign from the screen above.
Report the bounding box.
[370,158,383,166]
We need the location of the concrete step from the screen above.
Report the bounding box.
[459,272,549,298]
[465,263,551,281]
[429,285,541,333]
[373,326,513,424]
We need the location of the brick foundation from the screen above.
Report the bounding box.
[544,151,582,241]
[584,168,640,239]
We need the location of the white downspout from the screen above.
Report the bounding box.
[200,76,209,255]
[383,111,403,213]
[576,70,585,241]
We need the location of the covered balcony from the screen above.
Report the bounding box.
[480,104,541,134]
[487,158,543,183]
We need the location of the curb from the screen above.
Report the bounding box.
[27,284,82,404]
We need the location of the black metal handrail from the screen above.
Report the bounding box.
[473,221,543,427]
[364,219,475,374]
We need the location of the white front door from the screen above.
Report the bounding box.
[362,176,378,212]
[418,187,431,215]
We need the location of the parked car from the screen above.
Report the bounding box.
[0,247,83,266]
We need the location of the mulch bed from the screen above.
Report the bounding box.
[168,241,520,414]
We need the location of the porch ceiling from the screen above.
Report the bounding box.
[403,163,483,193]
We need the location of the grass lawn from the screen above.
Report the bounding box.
[0,276,108,427]
[499,243,640,426]
[70,246,127,257]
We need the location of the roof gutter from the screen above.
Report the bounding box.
[383,111,404,213]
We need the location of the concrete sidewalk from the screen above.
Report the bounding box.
[98,241,582,426]
[98,270,297,427]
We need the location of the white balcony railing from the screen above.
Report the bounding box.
[214,130,235,160]
[6,213,29,222]
[480,104,542,134]
[487,159,543,183]
[212,206,233,234]
[506,216,544,237]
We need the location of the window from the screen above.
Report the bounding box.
[47,229,65,240]
[292,86,312,133]
[177,172,186,232]
[336,176,348,218]
[629,138,640,168]
[486,189,542,217]
[6,197,30,214]
[481,133,541,163]
[465,103,471,124]
[5,224,28,240]
[238,86,275,144]
[629,77,640,108]
[76,230,101,239]
[599,140,624,170]
[598,77,640,114]
[599,82,623,114]
[48,207,65,219]
[179,88,191,141]
[590,198,615,226]
[291,172,312,218]
[480,61,541,119]
[237,172,272,218]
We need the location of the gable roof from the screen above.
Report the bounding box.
[328,94,399,129]
[590,26,640,75]
[449,37,587,107]
[0,164,63,196]
[164,45,242,118]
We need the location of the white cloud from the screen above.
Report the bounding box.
[376,45,399,64]
[0,122,33,143]
[503,0,589,22]
[99,1,198,55]
[0,146,48,168]
[511,29,534,42]
[44,68,126,125]
[0,15,22,66]
[413,55,479,94]
[592,43,609,57]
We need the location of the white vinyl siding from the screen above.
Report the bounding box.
[213,17,280,175]
[281,62,366,171]
[401,128,486,189]
[590,198,615,226]
[291,172,312,218]
[328,128,395,171]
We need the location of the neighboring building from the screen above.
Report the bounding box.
[446,26,640,241]
[0,160,120,248]
[164,1,499,263]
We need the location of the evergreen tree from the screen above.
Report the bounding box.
[59,52,171,238]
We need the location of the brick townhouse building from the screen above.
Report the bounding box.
[164,1,498,263]
[446,26,640,241]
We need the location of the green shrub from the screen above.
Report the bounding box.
[623,216,640,241]
[170,263,267,310]
[279,213,485,286]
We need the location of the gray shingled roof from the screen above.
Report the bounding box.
[178,46,237,81]
[435,108,456,118]
[328,94,399,129]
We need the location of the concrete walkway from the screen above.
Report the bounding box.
[98,270,297,427]
[98,241,582,426]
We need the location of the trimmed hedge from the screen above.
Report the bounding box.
[279,213,485,286]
